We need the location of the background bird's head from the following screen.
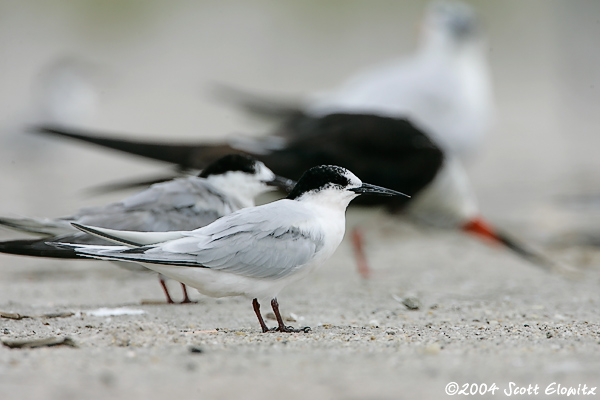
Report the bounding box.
[201,154,294,206]
[422,1,481,49]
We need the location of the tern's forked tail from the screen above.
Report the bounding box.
[0,238,81,259]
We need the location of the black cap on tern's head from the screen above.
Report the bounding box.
[287,165,410,200]
[199,154,258,178]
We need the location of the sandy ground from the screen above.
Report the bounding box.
[1,215,600,399]
[1,1,600,399]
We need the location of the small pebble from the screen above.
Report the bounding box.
[189,345,204,354]
[402,297,421,310]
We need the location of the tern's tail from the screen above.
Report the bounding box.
[0,238,81,259]
[0,216,74,237]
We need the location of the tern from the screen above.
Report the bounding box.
[0,154,293,303]
[34,113,556,277]
[215,0,493,158]
[59,165,409,332]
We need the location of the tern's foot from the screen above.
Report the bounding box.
[179,298,198,304]
[272,325,311,333]
[180,284,197,304]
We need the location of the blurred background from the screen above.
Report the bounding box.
[0,0,599,249]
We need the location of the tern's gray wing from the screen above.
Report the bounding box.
[73,177,237,232]
[75,201,325,280]
[185,204,325,279]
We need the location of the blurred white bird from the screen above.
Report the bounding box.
[0,154,294,304]
[33,56,104,127]
[61,165,408,332]
[216,0,493,158]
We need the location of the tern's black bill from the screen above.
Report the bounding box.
[351,183,410,197]
[267,175,297,192]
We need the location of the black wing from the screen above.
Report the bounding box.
[258,113,444,210]
[34,126,234,170]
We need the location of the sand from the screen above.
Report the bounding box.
[1,216,599,399]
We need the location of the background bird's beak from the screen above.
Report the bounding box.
[267,175,297,192]
[351,183,410,197]
[462,216,560,273]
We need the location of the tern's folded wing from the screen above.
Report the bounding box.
[72,202,325,280]
[163,202,325,279]
[75,177,235,232]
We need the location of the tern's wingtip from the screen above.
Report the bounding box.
[71,222,86,231]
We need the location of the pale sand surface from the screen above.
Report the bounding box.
[1,217,599,399]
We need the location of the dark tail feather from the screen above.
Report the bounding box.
[32,125,309,180]
[33,125,241,170]
[0,239,82,259]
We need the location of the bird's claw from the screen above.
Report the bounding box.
[270,325,311,333]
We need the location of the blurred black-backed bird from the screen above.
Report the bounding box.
[34,113,556,276]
